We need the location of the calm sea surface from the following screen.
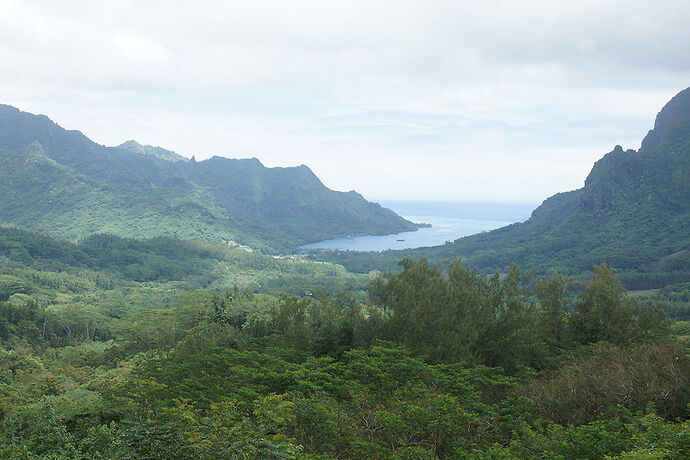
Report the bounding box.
[301,201,535,252]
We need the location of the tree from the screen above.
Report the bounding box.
[571,264,637,345]
[535,273,576,348]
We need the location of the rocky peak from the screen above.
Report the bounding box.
[640,87,690,153]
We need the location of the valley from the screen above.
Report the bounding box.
[0,89,689,458]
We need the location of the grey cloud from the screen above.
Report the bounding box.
[0,0,688,201]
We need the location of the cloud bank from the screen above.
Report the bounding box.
[2,0,689,202]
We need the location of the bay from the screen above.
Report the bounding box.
[301,201,535,252]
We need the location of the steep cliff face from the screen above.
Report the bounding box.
[579,145,641,212]
[577,87,690,214]
[640,87,690,154]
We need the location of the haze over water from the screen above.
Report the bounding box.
[301,201,536,252]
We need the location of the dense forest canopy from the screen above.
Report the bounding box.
[0,225,688,458]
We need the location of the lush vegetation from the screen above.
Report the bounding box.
[0,226,369,297]
[0,226,688,458]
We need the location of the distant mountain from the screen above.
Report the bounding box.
[0,104,416,249]
[317,88,690,289]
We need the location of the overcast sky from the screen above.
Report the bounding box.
[2,1,689,203]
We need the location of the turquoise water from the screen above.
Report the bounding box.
[301,201,535,252]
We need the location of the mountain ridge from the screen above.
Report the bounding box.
[0,104,416,249]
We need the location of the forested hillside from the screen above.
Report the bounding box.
[311,88,690,295]
[0,104,416,249]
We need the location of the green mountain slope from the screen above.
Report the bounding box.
[314,88,690,288]
[0,142,257,246]
[177,156,414,244]
[0,105,416,249]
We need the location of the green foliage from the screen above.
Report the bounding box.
[0,275,31,301]
[114,380,299,459]
[368,259,673,373]
[535,272,577,347]
[572,264,643,344]
[521,344,690,424]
